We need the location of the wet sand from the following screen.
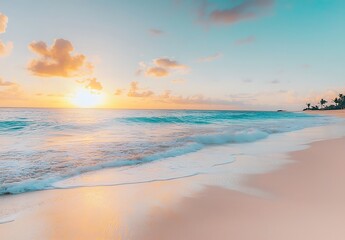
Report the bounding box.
[138,110,345,240]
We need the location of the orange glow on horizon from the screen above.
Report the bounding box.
[69,89,105,108]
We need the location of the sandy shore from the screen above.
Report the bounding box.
[140,135,345,240]
[1,110,345,239]
[305,109,345,118]
[138,110,345,240]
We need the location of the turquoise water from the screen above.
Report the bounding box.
[0,108,335,195]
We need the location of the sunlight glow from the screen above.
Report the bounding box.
[70,89,105,108]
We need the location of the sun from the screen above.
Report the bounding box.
[70,89,105,108]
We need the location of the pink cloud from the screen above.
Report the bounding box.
[198,53,222,62]
[154,58,187,69]
[125,82,241,109]
[141,58,188,78]
[200,0,274,26]
[146,67,170,78]
[148,28,164,36]
[127,82,154,97]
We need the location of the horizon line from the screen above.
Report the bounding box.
[0,106,296,112]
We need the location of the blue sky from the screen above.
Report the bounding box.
[0,0,344,109]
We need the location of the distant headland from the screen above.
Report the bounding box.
[304,93,345,111]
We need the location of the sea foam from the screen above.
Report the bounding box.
[0,109,338,195]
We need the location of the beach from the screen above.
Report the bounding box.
[140,110,345,240]
[2,1,345,239]
[305,109,345,118]
[1,110,345,239]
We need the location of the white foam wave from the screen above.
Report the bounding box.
[53,147,236,190]
[193,129,269,145]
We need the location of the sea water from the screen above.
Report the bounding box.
[0,108,338,195]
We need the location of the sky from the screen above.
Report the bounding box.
[0,0,344,110]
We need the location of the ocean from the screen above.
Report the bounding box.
[0,108,336,195]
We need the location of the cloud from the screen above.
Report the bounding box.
[235,35,256,45]
[228,93,256,101]
[199,0,274,26]
[198,53,222,62]
[77,77,103,91]
[172,78,186,84]
[0,78,16,87]
[155,91,245,108]
[154,58,187,69]
[135,62,147,76]
[85,78,103,91]
[0,13,13,57]
[0,13,8,33]
[0,78,23,101]
[225,89,325,110]
[127,81,154,97]
[269,79,280,84]
[28,39,93,78]
[0,40,13,56]
[156,92,207,105]
[114,88,123,96]
[124,83,345,111]
[0,86,21,99]
[125,82,243,109]
[197,0,210,24]
[146,67,170,77]
[35,93,64,97]
[140,58,188,78]
[148,28,164,36]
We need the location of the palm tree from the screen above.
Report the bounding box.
[306,103,311,110]
[320,99,327,109]
[339,94,345,109]
[333,97,339,106]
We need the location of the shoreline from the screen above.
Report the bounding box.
[138,110,345,239]
[304,109,345,118]
[1,110,345,239]
[138,138,345,239]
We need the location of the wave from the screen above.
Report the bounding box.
[0,129,270,195]
[120,116,210,124]
[0,109,337,196]
[0,120,31,132]
[193,129,269,145]
[0,143,204,195]
[119,111,319,125]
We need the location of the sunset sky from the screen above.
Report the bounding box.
[0,0,344,110]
